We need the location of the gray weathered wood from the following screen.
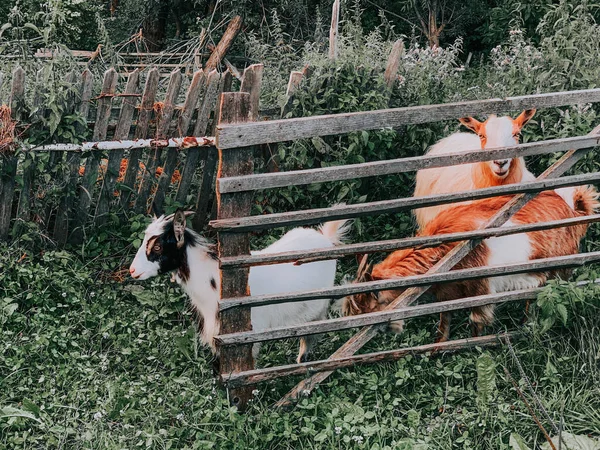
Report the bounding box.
[0,66,24,238]
[175,69,220,205]
[329,0,340,60]
[216,88,600,149]
[135,69,182,213]
[15,69,45,230]
[240,64,263,121]
[177,69,206,135]
[384,40,404,89]
[218,279,600,346]
[220,213,600,268]
[218,133,600,194]
[54,69,93,245]
[215,92,255,411]
[71,68,118,242]
[211,170,600,232]
[192,147,218,230]
[219,250,600,311]
[95,69,140,224]
[223,333,511,388]
[276,126,600,407]
[120,68,160,209]
[281,70,305,118]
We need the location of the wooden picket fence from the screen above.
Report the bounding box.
[0,63,269,243]
[210,89,600,410]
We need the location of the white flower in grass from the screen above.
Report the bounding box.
[90,292,96,298]
[62,292,67,298]
[102,332,109,339]
[176,413,184,421]
[352,435,364,443]
[93,411,103,420]
[206,395,213,401]
[252,389,259,396]
[302,389,311,397]
[335,426,342,435]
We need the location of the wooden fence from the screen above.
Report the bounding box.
[210,88,600,410]
[0,63,269,243]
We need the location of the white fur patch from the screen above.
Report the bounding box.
[484,116,518,148]
[485,222,540,293]
[554,187,576,210]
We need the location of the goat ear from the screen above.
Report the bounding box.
[173,209,186,249]
[514,109,536,129]
[459,116,483,134]
[151,201,163,220]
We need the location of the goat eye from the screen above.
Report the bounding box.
[153,243,162,252]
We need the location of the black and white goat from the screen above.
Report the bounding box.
[129,209,349,363]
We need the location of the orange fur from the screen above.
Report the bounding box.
[344,188,597,341]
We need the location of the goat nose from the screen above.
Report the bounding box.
[494,160,508,168]
[129,267,135,275]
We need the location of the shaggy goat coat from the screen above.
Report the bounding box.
[343,186,598,341]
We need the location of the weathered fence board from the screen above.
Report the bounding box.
[54,69,94,244]
[120,68,160,209]
[72,68,118,242]
[215,92,255,411]
[135,69,182,213]
[220,213,600,268]
[211,170,600,232]
[216,88,600,149]
[95,69,140,224]
[223,333,512,388]
[175,69,219,207]
[218,134,600,194]
[0,66,24,238]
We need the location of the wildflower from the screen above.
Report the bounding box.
[62,292,67,298]
[252,389,259,396]
[206,395,213,401]
[102,332,109,339]
[302,389,311,397]
[93,411,103,420]
[90,292,96,298]
[176,413,184,421]
[352,435,364,443]
[335,426,342,435]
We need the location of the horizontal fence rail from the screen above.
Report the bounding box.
[218,134,600,193]
[220,213,600,268]
[216,88,600,149]
[216,279,600,346]
[219,250,600,310]
[28,136,215,152]
[221,333,514,388]
[211,171,600,232]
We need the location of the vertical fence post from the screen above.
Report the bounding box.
[215,92,254,410]
[71,68,118,243]
[0,66,24,239]
[95,69,140,224]
[134,69,182,214]
[329,0,340,60]
[190,70,226,230]
[120,68,160,210]
[53,69,94,245]
[384,39,404,90]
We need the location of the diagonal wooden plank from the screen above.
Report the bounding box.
[275,124,600,408]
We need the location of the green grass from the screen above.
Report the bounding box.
[2,237,600,450]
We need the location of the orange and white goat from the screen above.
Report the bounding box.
[413,110,536,230]
[343,186,598,342]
